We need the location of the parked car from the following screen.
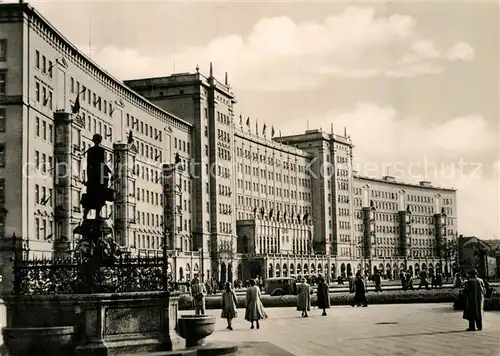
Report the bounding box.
[265,277,297,296]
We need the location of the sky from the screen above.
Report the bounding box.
[24,0,500,238]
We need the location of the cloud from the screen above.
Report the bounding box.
[284,103,499,238]
[91,6,475,91]
[447,42,476,61]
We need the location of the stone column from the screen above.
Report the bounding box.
[163,163,179,250]
[53,111,84,245]
[113,142,137,249]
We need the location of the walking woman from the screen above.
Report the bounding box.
[296,277,311,317]
[245,279,267,329]
[316,276,330,316]
[351,272,368,307]
[221,282,238,330]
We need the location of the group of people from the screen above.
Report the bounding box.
[189,275,267,330]
[296,275,330,317]
[189,267,488,333]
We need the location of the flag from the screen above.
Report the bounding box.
[272,126,275,137]
[246,117,250,127]
[256,121,258,135]
[239,114,243,126]
[72,94,81,114]
[262,123,267,135]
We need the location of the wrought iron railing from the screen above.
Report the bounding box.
[12,255,174,295]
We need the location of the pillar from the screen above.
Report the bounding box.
[113,142,137,250]
[53,111,84,246]
[163,164,180,250]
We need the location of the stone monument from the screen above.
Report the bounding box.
[74,133,116,291]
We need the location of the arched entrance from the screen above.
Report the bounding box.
[179,267,184,281]
[415,263,420,275]
[297,264,302,275]
[275,263,281,277]
[340,263,346,276]
[228,262,233,282]
[220,262,227,283]
[346,263,352,276]
[386,263,391,279]
[290,263,295,275]
[268,263,274,278]
[311,263,316,275]
[331,264,336,279]
[317,263,323,275]
[249,262,261,279]
[408,265,413,276]
[283,263,288,277]
[186,263,191,281]
[378,263,384,274]
[303,263,309,275]
[237,264,243,281]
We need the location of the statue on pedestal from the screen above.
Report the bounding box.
[81,134,113,220]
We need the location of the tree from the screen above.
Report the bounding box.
[441,236,460,275]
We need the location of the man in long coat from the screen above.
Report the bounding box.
[191,275,207,315]
[463,269,486,331]
[296,277,311,317]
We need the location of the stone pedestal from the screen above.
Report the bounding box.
[2,292,178,356]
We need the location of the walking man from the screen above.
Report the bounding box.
[191,274,207,315]
[463,269,486,331]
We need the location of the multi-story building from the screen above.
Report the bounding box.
[0,2,459,288]
[0,3,200,289]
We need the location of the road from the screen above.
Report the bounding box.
[183,303,500,356]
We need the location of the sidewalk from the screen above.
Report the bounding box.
[197,303,500,356]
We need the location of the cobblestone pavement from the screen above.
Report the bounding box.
[196,303,500,356]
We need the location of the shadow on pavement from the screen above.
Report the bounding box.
[350,330,468,340]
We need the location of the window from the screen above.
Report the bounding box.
[0,144,4,168]
[48,61,53,78]
[35,82,40,102]
[0,108,5,133]
[35,50,40,68]
[48,124,53,143]
[0,71,6,96]
[35,117,40,137]
[0,40,6,61]
[42,55,46,73]
[0,179,4,204]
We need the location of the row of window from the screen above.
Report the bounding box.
[35,50,54,79]
[70,76,113,117]
[35,80,53,110]
[126,112,163,143]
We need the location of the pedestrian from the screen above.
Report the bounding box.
[245,279,267,329]
[374,270,382,292]
[351,272,368,307]
[418,269,429,289]
[296,276,311,317]
[316,275,330,316]
[190,274,207,315]
[436,271,443,289]
[221,282,238,330]
[400,270,407,290]
[463,269,486,331]
[347,274,354,293]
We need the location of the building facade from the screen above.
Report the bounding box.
[0,3,459,287]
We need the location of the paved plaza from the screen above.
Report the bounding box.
[191,303,500,356]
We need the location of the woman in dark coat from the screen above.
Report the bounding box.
[351,272,368,307]
[316,276,330,316]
